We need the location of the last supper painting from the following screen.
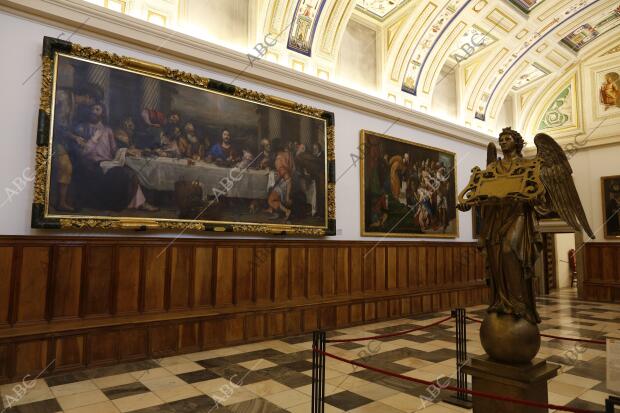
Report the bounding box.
[33,37,335,235]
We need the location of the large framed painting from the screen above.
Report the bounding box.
[359,130,458,238]
[601,175,620,239]
[32,37,336,235]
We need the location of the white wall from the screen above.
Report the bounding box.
[555,233,576,289]
[0,10,486,240]
[570,142,620,243]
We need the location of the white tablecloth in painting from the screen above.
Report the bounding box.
[124,156,273,200]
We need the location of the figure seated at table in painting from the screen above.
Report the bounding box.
[155,125,182,158]
[206,128,240,166]
[178,122,203,160]
[72,103,158,212]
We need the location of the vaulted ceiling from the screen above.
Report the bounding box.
[85,0,620,142]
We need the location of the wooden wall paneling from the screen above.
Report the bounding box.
[350,247,362,293]
[426,246,436,287]
[362,247,374,291]
[16,247,50,324]
[418,247,427,287]
[88,331,119,366]
[401,297,411,316]
[143,246,167,313]
[387,247,397,289]
[235,247,254,304]
[0,344,8,381]
[170,247,193,310]
[601,247,615,282]
[178,322,200,353]
[444,246,454,284]
[82,246,114,317]
[267,312,285,337]
[202,319,225,348]
[408,247,418,288]
[422,294,432,312]
[398,247,408,288]
[150,324,178,357]
[336,305,349,327]
[274,248,290,302]
[290,247,306,299]
[51,246,82,320]
[0,247,13,325]
[468,247,476,282]
[285,310,302,335]
[350,303,363,323]
[364,302,376,322]
[389,299,400,317]
[303,308,318,332]
[118,327,148,361]
[14,339,48,378]
[223,317,245,344]
[376,300,388,319]
[459,246,468,283]
[115,246,141,315]
[54,335,85,372]
[336,247,349,295]
[320,306,336,329]
[475,249,484,281]
[307,247,321,298]
[432,293,441,311]
[322,248,336,296]
[215,247,234,306]
[375,247,386,290]
[255,247,272,302]
[436,247,445,286]
[412,295,422,313]
[194,247,214,307]
[246,314,266,341]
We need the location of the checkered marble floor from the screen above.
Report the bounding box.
[1,289,618,413]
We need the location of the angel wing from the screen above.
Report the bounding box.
[487,142,497,166]
[535,133,595,239]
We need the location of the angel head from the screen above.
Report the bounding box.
[498,127,525,156]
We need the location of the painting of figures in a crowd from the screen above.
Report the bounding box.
[36,47,334,235]
[602,175,620,239]
[360,131,458,238]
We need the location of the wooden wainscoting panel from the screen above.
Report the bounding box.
[215,247,234,306]
[83,246,114,317]
[170,247,193,310]
[150,324,178,357]
[14,339,48,378]
[116,246,141,315]
[88,331,118,366]
[235,247,254,304]
[274,247,290,302]
[16,247,50,324]
[54,335,85,372]
[52,247,82,320]
[0,236,492,383]
[583,243,620,302]
[194,247,214,307]
[0,247,13,326]
[118,327,148,361]
[255,247,272,302]
[143,246,167,313]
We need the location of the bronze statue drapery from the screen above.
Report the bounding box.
[458,128,594,363]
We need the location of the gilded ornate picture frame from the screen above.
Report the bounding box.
[32,37,336,236]
[359,130,458,238]
[601,175,620,239]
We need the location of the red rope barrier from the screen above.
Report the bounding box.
[314,347,600,413]
[465,316,607,345]
[325,315,453,343]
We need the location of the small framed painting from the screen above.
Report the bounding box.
[602,175,620,239]
[359,130,458,238]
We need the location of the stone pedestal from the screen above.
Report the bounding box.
[462,356,560,413]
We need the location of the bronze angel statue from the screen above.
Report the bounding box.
[457,127,594,364]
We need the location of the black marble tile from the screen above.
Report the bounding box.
[226,398,287,413]
[11,399,62,413]
[102,382,150,400]
[130,405,175,413]
[324,390,372,411]
[44,371,91,387]
[567,398,606,413]
[280,334,312,344]
[85,360,161,379]
[409,348,456,363]
[593,381,620,396]
[177,369,220,384]
[197,358,232,369]
[281,360,314,372]
[332,342,365,350]
[566,356,607,382]
[209,365,251,382]
[259,366,313,388]
[221,349,284,365]
[166,395,223,413]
